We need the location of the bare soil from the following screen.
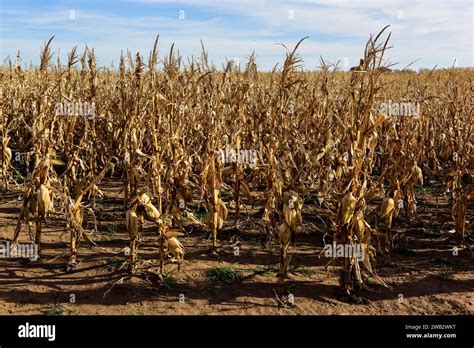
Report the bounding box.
[0,180,472,315]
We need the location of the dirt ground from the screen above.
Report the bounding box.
[0,179,472,315]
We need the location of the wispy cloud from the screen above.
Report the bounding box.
[1,0,472,70]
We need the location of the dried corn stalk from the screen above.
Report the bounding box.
[277,191,303,288]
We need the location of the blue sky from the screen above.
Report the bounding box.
[1,0,472,70]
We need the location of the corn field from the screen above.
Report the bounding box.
[0,27,472,310]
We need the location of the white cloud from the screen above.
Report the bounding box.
[1,0,472,69]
